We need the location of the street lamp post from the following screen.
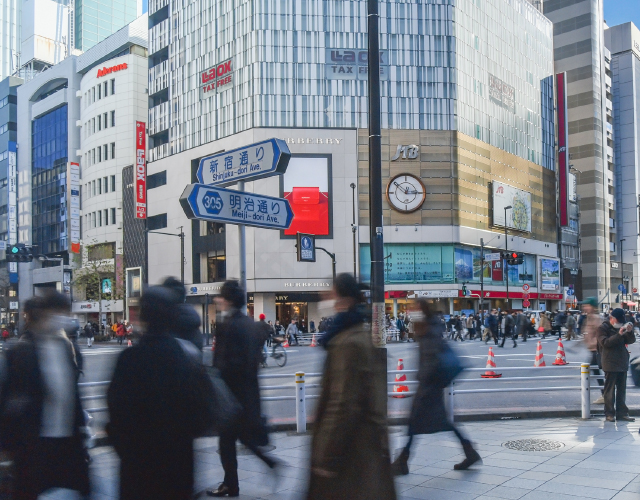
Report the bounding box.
[350,182,357,278]
[504,205,512,310]
[620,238,626,303]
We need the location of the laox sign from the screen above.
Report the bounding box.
[201,58,233,97]
[97,63,127,78]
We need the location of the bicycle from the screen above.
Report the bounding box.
[261,336,287,368]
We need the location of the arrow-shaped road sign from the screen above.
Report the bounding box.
[180,183,294,230]
[197,138,291,187]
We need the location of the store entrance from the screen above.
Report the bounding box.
[277,302,309,332]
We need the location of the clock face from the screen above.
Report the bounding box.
[386,174,426,213]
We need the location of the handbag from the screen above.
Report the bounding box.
[206,367,242,433]
[434,342,464,388]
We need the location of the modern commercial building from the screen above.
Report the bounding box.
[543,0,615,307]
[147,0,561,325]
[0,0,20,80]
[606,22,640,306]
[75,0,142,52]
[15,15,147,324]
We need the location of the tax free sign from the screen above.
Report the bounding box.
[197,138,291,187]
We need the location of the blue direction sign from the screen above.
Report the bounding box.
[197,138,291,187]
[180,183,294,230]
[618,284,627,294]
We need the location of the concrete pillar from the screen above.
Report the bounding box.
[449,299,454,315]
[393,298,398,318]
[253,293,276,322]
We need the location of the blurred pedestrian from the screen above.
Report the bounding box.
[84,322,94,348]
[1,328,8,342]
[582,298,605,404]
[0,292,90,500]
[565,312,576,341]
[207,281,279,498]
[115,321,125,345]
[499,311,516,348]
[286,318,299,346]
[540,313,551,339]
[392,300,480,476]
[162,276,204,351]
[596,308,636,422]
[306,274,396,500]
[516,311,528,342]
[107,286,215,500]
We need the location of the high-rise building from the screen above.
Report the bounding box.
[606,22,640,304]
[0,0,20,80]
[75,0,142,52]
[147,0,561,323]
[544,0,614,306]
[16,16,147,323]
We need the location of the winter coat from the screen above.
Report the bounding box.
[107,332,215,500]
[516,314,528,335]
[584,314,602,351]
[116,324,125,337]
[307,321,396,500]
[408,319,453,435]
[596,321,636,372]
[503,314,515,333]
[540,315,551,332]
[213,310,267,446]
[173,304,204,351]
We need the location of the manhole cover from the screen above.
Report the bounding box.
[502,439,564,452]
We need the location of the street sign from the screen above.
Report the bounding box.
[523,300,531,308]
[618,284,626,293]
[522,284,530,291]
[296,233,316,262]
[196,138,291,187]
[180,183,294,230]
[566,288,574,296]
[523,293,530,300]
[484,253,501,262]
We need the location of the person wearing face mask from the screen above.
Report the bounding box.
[596,307,636,422]
[0,292,90,500]
[306,274,396,500]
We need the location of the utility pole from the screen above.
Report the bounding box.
[504,205,512,310]
[238,181,247,315]
[620,238,626,303]
[368,0,384,347]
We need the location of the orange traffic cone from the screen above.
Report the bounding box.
[282,337,290,348]
[392,358,410,398]
[310,334,317,347]
[552,340,568,365]
[211,337,216,352]
[534,341,546,367]
[127,339,132,347]
[481,347,502,378]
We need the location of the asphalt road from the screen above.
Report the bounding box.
[76,333,640,431]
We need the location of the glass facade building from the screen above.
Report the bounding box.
[75,0,139,51]
[31,105,68,254]
[149,0,554,170]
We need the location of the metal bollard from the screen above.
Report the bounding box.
[581,363,590,419]
[295,372,306,433]
[445,383,455,422]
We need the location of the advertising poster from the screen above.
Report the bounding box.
[492,181,532,232]
[135,121,146,219]
[415,246,442,282]
[454,247,473,280]
[491,260,503,281]
[541,258,560,291]
[282,156,331,237]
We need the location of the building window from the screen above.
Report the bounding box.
[147,170,167,189]
[103,112,107,128]
[111,79,115,94]
[92,180,96,196]
[92,212,96,228]
[111,175,116,192]
[97,85,101,100]
[98,115,101,131]
[111,110,115,127]
[92,87,95,102]
[474,36,479,50]
[111,142,115,158]
[92,118,95,133]
[103,176,108,193]
[97,147,101,162]
[147,213,167,230]
[207,256,226,282]
[104,209,108,225]
[111,207,116,225]
[104,144,108,160]
[98,211,102,226]
[92,149,95,164]
[103,81,108,97]
[98,178,102,195]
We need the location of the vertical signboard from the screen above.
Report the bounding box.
[69,162,81,253]
[556,72,569,226]
[7,142,17,246]
[135,121,147,219]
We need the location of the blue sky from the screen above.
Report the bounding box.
[604,0,640,29]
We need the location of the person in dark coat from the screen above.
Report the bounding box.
[207,280,279,498]
[306,274,396,500]
[596,307,636,422]
[499,311,516,348]
[162,276,204,351]
[0,293,89,500]
[392,299,481,476]
[107,286,215,500]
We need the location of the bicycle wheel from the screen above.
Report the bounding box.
[272,344,287,367]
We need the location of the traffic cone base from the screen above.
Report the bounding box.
[534,341,546,367]
[282,338,290,348]
[481,347,502,378]
[552,339,568,365]
[392,358,410,398]
[127,339,132,347]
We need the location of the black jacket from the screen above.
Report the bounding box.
[213,310,266,445]
[173,303,204,351]
[107,333,215,500]
[596,321,636,372]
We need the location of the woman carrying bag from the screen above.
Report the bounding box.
[392,299,481,475]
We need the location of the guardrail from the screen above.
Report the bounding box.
[78,363,607,433]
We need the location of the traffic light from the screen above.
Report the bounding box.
[462,284,468,296]
[6,244,33,262]
[502,251,524,265]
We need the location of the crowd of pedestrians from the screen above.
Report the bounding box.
[1,281,639,499]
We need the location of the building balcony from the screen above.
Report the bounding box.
[148,101,169,136]
[149,60,169,96]
[149,19,169,55]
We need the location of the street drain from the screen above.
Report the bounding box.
[502,439,564,452]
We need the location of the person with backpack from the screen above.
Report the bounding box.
[392,299,480,476]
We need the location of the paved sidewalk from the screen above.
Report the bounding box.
[42,417,640,500]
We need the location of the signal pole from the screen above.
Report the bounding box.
[504,205,512,310]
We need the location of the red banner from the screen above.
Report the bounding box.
[135,122,146,219]
[491,260,503,281]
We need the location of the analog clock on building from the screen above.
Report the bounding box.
[386,174,426,213]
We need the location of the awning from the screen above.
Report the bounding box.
[623,301,637,306]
